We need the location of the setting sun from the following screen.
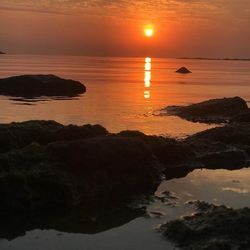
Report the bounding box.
[144,25,154,37]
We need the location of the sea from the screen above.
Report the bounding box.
[0,54,250,250]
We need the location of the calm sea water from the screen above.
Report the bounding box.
[1,55,250,250]
[1,55,250,136]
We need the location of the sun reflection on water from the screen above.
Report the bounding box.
[144,57,151,99]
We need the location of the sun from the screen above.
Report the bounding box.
[144,25,154,37]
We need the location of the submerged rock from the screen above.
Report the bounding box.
[176,67,192,74]
[160,201,250,250]
[0,74,86,97]
[164,96,249,123]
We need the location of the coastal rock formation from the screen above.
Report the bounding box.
[160,201,250,250]
[176,67,192,74]
[0,51,5,54]
[185,123,250,168]
[0,74,86,97]
[0,114,250,244]
[0,121,164,214]
[0,120,108,153]
[1,119,250,217]
[163,96,249,123]
[232,110,250,123]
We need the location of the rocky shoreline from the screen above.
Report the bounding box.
[1,97,250,248]
[1,119,250,214]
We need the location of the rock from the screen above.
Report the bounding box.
[0,74,86,97]
[1,119,250,218]
[2,120,250,214]
[186,123,250,148]
[0,51,5,54]
[160,201,250,250]
[196,149,248,169]
[176,67,192,74]
[0,129,161,214]
[185,123,250,168]
[0,120,108,153]
[164,97,249,123]
[231,110,250,123]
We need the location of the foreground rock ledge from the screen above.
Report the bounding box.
[163,96,250,123]
[160,201,250,250]
[0,74,86,98]
[1,119,250,216]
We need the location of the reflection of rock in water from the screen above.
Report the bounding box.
[10,96,80,105]
[0,199,145,240]
[0,74,86,98]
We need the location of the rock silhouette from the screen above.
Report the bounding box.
[164,96,249,123]
[161,201,250,250]
[176,67,192,74]
[0,74,86,98]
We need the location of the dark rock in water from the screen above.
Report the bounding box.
[0,121,162,214]
[186,123,250,148]
[160,201,250,250]
[231,110,250,123]
[1,118,250,232]
[196,149,248,169]
[176,67,192,74]
[164,96,249,123]
[0,120,108,153]
[0,51,5,54]
[2,119,250,217]
[0,74,86,98]
[185,123,250,168]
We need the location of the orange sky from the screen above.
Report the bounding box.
[0,0,250,57]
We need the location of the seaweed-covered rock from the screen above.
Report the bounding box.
[185,123,250,167]
[1,119,250,217]
[164,97,249,123]
[0,75,86,97]
[161,202,250,250]
[176,67,192,74]
[0,120,107,153]
[0,133,161,214]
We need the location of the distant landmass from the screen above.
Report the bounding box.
[179,57,250,61]
[0,51,5,54]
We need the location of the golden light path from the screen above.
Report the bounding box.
[144,57,151,99]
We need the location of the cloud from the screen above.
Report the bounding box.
[0,0,250,23]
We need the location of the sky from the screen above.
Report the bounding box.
[0,0,250,57]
